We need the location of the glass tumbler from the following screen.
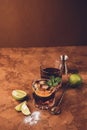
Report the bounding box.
[40,59,62,79]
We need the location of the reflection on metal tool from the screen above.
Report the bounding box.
[49,83,69,115]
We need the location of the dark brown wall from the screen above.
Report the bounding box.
[0,0,87,47]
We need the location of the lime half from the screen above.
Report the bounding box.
[21,103,31,116]
[69,74,82,87]
[12,90,27,100]
[15,101,27,112]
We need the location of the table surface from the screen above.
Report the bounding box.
[0,46,87,130]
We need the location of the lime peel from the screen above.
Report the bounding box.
[69,74,82,87]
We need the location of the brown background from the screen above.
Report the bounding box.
[0,0,87,47]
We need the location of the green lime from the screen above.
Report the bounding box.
[12,90,27,100]
[69,74,82,87]
[15,101,27,112]
[21,103,31,116]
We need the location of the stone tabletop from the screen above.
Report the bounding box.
[0,46,87,130]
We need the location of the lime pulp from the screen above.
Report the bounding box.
[21,103,31,116]
[12,90,27,100]
[15,101,27,111]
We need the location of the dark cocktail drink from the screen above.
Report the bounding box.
[33,92,55,109]
[32,78,62,109]
[40,67,61,79]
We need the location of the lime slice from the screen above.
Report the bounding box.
[15,101,27,112]
[21,103,31,116]
[69,74,82,87]
[12,90,27,100]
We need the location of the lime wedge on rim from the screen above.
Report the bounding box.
[15,101,27,112]
[12,90,27,100]
[21,103,31,116]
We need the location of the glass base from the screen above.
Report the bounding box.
[33,93,55,110]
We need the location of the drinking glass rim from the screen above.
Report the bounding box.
[40,66,61,74]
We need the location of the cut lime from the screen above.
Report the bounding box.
[21,103,31,116]
[15,101,27,112]
[69,74,82,87]
[12,90,27,100]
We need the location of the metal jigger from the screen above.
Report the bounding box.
[60,55,68,75]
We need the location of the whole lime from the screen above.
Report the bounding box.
[69,74,82,87]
